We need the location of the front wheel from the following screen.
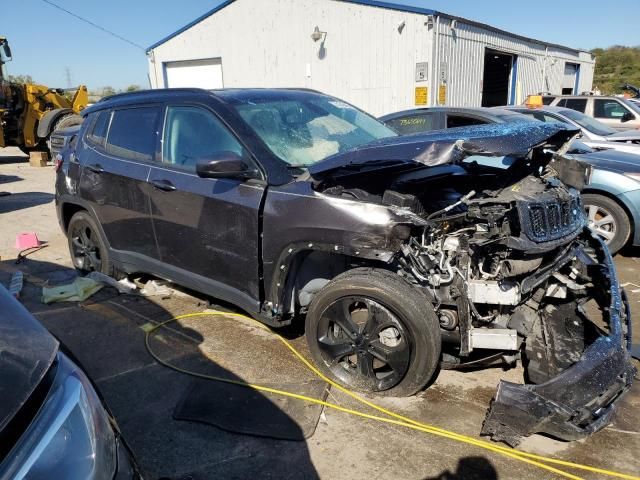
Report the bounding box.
[305,268,441,397]
[582,193,630,255]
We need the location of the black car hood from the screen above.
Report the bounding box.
[0,285,58,434]
[309,122,579,179]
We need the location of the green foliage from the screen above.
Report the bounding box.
[591,46,640,95]
[7,74,34,84]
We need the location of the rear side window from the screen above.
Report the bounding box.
[162,105,247,172]
[106,107,161,162]
[594,99,629,119]
[384,113,436,135]
[446,115,487,128]
[86,110,111,147]
[557,98,587,113]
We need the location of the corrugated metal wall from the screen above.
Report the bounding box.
[148,0,595,115]
[433,18,595,107]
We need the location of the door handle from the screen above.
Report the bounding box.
[151,179,177,192]
[86,163,104,174]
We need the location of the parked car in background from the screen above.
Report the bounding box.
[54,88,635,446]
[380,106,640,253]
[0,284,141,480]
[543,95,640,131]
[505,105,640,155]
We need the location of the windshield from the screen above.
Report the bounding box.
[561,109,618,136]
[234,97,396,166]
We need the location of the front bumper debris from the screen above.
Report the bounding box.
[481,238,636,446]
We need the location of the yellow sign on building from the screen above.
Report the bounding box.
[438,84,447,105]
[415,87,428,105]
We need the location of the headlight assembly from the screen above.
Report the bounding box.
[0,353,116,480]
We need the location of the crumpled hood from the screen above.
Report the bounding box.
[606,130,640,141]
[0,285,58,434]
[309,122,579,178]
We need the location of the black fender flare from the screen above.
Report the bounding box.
[267,241,396,315]
[37,108,73,139]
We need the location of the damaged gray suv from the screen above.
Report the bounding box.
[55,88,635,446]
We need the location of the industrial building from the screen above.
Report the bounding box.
[146,0,595,116]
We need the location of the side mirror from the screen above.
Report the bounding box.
[621,111,635,123]
[1,42,12,60]
[196,151,257,180]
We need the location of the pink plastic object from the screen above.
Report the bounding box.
[15,232,40,250]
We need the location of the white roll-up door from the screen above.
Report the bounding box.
[164,58,223,89]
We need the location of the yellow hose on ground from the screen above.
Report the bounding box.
[144,311,640,480]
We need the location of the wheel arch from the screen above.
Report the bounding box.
[270,244,395,318]
[36,108,73,139]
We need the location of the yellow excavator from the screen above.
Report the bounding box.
[0,36,88,155]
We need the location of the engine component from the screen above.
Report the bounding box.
[468,328,518,350]
[501,258,543,277]
[438,309,458,330]
[467,280,520,305]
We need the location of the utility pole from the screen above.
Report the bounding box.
[65,66,72,88]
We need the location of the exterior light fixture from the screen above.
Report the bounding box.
[311,26,326,42]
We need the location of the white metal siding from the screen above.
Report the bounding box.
[148,0,595,113]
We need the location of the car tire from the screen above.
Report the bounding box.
[67,211,123,279]
[305,267,441,397]
[582,193,630,255]
[52,113,83,132]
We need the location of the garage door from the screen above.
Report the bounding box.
[562,63,578,95]
[164,58,223,89]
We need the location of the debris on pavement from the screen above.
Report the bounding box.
[15,232,40,250]
[8,271,23,298]
[87,271,138,294]
[140,279,173,298]
[41,276,103,304]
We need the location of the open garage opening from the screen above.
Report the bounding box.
[481,49,514,107]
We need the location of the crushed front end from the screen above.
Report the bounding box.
[313,123,636,444]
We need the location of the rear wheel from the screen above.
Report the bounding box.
[582,193,630,254]
[67,211,122,278]
[305,268,441,397]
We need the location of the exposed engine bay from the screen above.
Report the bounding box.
[312,127,635,445]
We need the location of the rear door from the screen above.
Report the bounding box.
[148,103,265,305]
[592,98,640,131]
[78,106,161,260]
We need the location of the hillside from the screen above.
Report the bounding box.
[591,46,640,95]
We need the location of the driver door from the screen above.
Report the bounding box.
[148,103,265,305]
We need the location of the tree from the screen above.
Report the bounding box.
[7,74,34,84]
[591,46,640,95]
[125,84,141,92]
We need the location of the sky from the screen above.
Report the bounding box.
[3,0,638,91]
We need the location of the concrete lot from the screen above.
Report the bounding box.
[1,147,638,480]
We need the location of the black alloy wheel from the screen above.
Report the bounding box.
[69,218,103,272]
[305,268,441,397]
[315,296,411,392]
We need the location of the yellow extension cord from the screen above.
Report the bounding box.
[144,311,640,480]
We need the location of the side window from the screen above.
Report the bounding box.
[446,115,487,128]
[385,113,436,135]
[563,99,587,113]
[542,96,555,105]
[86,110,111,147]
[162,105,246,171]
[556,99,567,107]
[106,107,161,162]
[594,99,629,119]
